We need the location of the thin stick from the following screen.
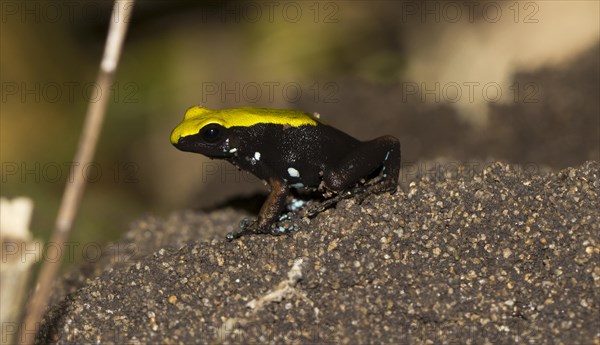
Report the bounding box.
[19,1,135,343]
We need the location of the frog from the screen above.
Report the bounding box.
[170,106,401,240]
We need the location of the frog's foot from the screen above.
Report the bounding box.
[226,218,270,241]
[304,197,337,218]
[304,180,398,219]
[351,179,398,205]
[226,219,252,241]
[352,173,396,194]
[304,185,364,218]
[256,212,297,236]
[368,177,398,195]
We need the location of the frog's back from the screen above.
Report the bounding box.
[215,107,323,128]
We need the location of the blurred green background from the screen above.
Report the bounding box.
[1,1,598,265]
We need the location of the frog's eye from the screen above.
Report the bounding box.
[199,123,225,143]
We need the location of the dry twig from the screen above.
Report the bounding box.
[19,1,135,344]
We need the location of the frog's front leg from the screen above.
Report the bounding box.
[226,178,289,240]
[323,135,400,193]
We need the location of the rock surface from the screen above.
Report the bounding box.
[37,161,599,344]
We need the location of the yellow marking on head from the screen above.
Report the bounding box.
[171,106,319,144]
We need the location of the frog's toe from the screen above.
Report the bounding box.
[306,204,325,217]
[239,218,256,230]
[225,231,239,241]
[226,228,250,241]
[225,218,258,241]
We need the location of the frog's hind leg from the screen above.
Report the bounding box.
[322,135,400,194]
[303,136,400,219]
